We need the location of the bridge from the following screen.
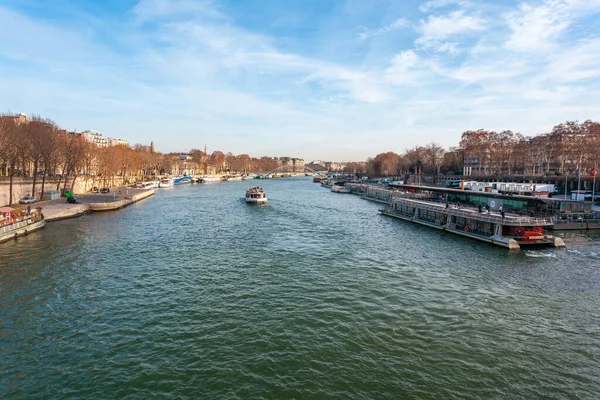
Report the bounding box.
[264,165,323,177]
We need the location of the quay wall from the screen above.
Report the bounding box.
[44,189,155,222]
[0,177,129,206]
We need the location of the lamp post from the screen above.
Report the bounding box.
[592,165,597,204]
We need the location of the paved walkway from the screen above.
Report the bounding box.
[12,187,155,221]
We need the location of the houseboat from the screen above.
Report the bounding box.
[320,180,334,188]
[331,185,351,193]
[246,187,267,204]
[380,196,565,250]
[200,176,222,183]
[0,207,45,244]
[446,180,556,195]
[391,184,600,231]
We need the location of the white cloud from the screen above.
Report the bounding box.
[504,0,600,53]
[2,0,600,160]
[416,10,485,51]
[359,18,409,40]
[504,0,570,52]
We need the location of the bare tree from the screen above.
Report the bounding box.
[424,142,445,177]
[0,115,27,204]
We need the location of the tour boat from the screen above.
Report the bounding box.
[0,207,45,244]
[173,176,192,185]
[380,196,565,250]
[159,178,174,188]
[246,187,267,204]
[331,185,351,193]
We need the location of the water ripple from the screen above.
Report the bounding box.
[1,179,599,399]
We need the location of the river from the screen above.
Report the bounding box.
[1,178,599,399]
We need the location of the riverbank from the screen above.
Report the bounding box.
[15,187,155,222]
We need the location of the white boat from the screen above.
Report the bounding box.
[246,187,267,204]
[159,178,174,188]
[133,181,159,189]
[331,185,351,193]
[226,175,243,181]
[201,176,222,183]
[0,207,45,244]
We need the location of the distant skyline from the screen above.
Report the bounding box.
[1,0,599,161]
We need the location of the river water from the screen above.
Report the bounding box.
[1,178,599,399]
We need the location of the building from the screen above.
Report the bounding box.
[82,130,108,147]
[291,158,304,170]
[82,130,129,147]
[0,113,28,125]
[107,137,128,147]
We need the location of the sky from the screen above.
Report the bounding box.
[1,0,599,161]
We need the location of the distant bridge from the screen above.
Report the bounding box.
[265,165,323,177]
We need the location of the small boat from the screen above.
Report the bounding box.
[246,187,267,204]
[331,185,351,193]
[173,176,192,185]
[226,175,243,181]
[313,176,322,183]
[159,178,174,188]
[0,206,45,244]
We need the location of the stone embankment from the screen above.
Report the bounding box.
[21,188,155,222]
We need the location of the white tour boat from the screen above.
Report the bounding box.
[246,187,267,204]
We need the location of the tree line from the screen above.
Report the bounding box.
[350,120,600,178]
[0,113,284,204]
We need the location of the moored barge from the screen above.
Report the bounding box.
[380,197,564,250]
[0,207,45,244]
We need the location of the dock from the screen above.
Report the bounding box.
[15,187,155,222]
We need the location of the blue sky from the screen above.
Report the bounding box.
[1,0,599,161]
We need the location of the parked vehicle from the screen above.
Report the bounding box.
[66,197,79,204]
[101,188,110,194]
[19,196,37,204]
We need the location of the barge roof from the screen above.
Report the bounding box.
[390,184,555,204]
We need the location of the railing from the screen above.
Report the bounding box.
[391,198,554,226]
[0,216,39,234]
